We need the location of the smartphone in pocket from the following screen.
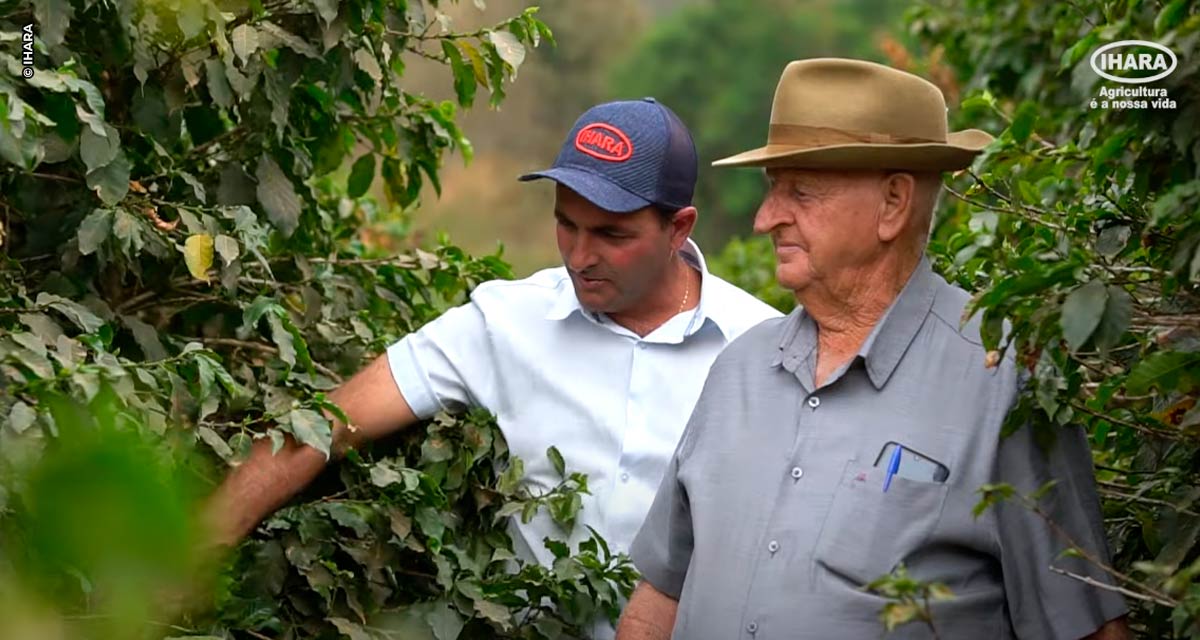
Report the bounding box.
[873,442,950,483]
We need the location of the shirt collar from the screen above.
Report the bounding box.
[544,239,736,340]
[772,257,939,390]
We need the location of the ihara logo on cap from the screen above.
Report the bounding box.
[574,123,633,162]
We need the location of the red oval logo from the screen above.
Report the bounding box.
[574,123,634,162]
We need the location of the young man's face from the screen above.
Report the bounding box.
[554,185,679,315]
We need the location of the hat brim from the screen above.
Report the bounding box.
[518,166,652,213]
[711,129,995,171]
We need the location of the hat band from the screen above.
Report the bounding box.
[767,123,944,148]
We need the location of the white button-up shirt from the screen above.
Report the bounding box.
[386,239,780,567]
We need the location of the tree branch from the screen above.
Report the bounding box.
[186,337,344,384]
[1047,566,1170,606]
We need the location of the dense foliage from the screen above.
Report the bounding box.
[0,1,637,638]
[910,0,1200,636]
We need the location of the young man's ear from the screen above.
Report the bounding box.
[670,206,698,248]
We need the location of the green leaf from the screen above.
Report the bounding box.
[324,502,371,537]
[547,445,565,478]
[487,30,525,71]
[442,42,476,107]
[1092,286,1132,353]
[415,506,445,541]
[1096,225,1130,258]
[86,151,131,205]
[267,314,296,365]
[184,234,215,281]
[241,296,277,333]
[79,124,120,174]
[112,208,145,257]
[347,154,375,198]
[255,154,302,237]
[421,434,454,464]
[1031,479,1060,501]
[1059,31,1099,71]
[1094,129,1135,168]
[1009,101,1037,144]
[1059,279,1106,351]
[1155,0,1190,34]
[329,617,373,640]
[9,401,37,434]
[176,0,207,38]
[284,408,332,458]
[472,598,511,630]
[19,313,64,344]
[122,314,168,360]
[231,24,259,64]
[494,502,523,520]
[389,508,413,539]
[36,293,104,333]
[32,0,73,46]
[1150,181,1200,226]
[259,21,321,59]
[204,58,234,109]
[369,463,405,488]
[424,602,464,640]
[533,617,563,639]
[544,537,569,559]
[496,457,524,495]
[76,208,113,255]
[214,234,239,266]
[180,171,208,203]
[197,426,233,460]
[972,483,1015,518]
[1126,351,1200,395]
[354,48,383,82]
[309,0,338,24]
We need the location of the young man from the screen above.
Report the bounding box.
[205,98,781,637]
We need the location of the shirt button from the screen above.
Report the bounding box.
[637,343,648,350]
[807,396,820,409]
[620,472,630,483]
[767,540,779,553]
[791,466,804,480]
[746,621,758,634]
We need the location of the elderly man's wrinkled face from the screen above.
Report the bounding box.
[753,169,888,292]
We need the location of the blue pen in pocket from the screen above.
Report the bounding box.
[883,444,902,492]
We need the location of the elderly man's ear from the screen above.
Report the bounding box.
[875,172,920,244]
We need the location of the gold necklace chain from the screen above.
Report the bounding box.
[677,265,691,315]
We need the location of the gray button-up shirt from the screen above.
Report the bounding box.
[630,259,1126,639]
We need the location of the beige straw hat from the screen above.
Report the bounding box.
[712,58,994,171]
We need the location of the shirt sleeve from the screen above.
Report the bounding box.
[385,300,496,420]
[993,419,1128,639]
[629,417,696,600]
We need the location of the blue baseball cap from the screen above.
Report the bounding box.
[519,98,698,213]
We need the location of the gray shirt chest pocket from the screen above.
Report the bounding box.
[812,459,950,590]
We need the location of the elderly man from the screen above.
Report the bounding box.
[617,59,1129,639]
[206,98,780,638]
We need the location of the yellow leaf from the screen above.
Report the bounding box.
[184,234,214,282]
[881,602,918,630]
[984,349,1001,369]
[928,582,956,601]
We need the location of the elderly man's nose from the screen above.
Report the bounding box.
[754,197,786,234]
